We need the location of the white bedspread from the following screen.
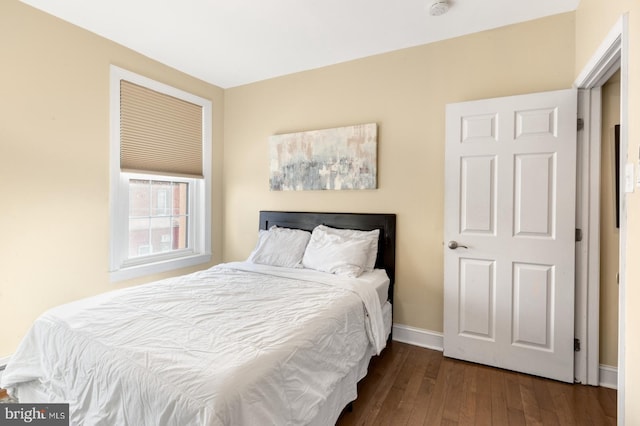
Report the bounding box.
[1,262,389,425]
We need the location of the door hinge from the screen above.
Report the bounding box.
[574,338,581,352]
[577,118,584,131]
[575,228,583,242]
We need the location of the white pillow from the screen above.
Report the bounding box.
[247,226,311,268]
[312,225,380,271]
[302,226,372,277]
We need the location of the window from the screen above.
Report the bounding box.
[129,179,188,257]
[109,66,212,281]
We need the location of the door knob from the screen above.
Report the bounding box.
[448,241,468,250]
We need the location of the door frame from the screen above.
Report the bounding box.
[573,13,627,421]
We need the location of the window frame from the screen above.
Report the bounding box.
[109,66,212,282]
[119,173,196,266]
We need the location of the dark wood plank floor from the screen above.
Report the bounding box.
[337,342,617,426]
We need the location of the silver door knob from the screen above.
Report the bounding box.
[448,241,468,250]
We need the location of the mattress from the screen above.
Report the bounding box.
[1,262,391,425]
[12,301,393,426]
[227,261,391,307]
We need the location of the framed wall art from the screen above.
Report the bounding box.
[269,123,377,191]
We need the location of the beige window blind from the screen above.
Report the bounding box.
[120,80,203,178]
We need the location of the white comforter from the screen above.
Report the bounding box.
[1,262,388,425]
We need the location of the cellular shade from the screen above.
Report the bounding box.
[120,80,203,178]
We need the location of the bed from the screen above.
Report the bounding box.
[1,211,396,425]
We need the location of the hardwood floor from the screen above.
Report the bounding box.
[337,342,617,426]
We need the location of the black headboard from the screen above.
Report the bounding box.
[259,211,396,304]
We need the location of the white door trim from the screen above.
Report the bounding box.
[573,13,627,423]
[574,87,602,386]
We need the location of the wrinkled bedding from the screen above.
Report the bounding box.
[1,262,389,425]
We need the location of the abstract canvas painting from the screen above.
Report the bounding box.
[269,123,377,191]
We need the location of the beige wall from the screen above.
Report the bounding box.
[223,13,576,335]
[576,0,639,422]
[0,1,224,356]
[600,71,620,368]
[5,0,636,419]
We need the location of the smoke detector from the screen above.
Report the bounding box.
[429,0,449,16]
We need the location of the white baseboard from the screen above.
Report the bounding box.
[0,355,10,368]
[392,323,443,351]
[392,323,618,390]
[599,364,618,389]
[0,328,618,390]
[0,355,10,385]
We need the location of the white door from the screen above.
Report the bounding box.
[443,89,577,383]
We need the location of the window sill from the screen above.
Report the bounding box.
[109,253,211,283]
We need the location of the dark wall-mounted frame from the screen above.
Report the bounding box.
[615,124,620,228]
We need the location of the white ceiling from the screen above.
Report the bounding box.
[21,0,580,88]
